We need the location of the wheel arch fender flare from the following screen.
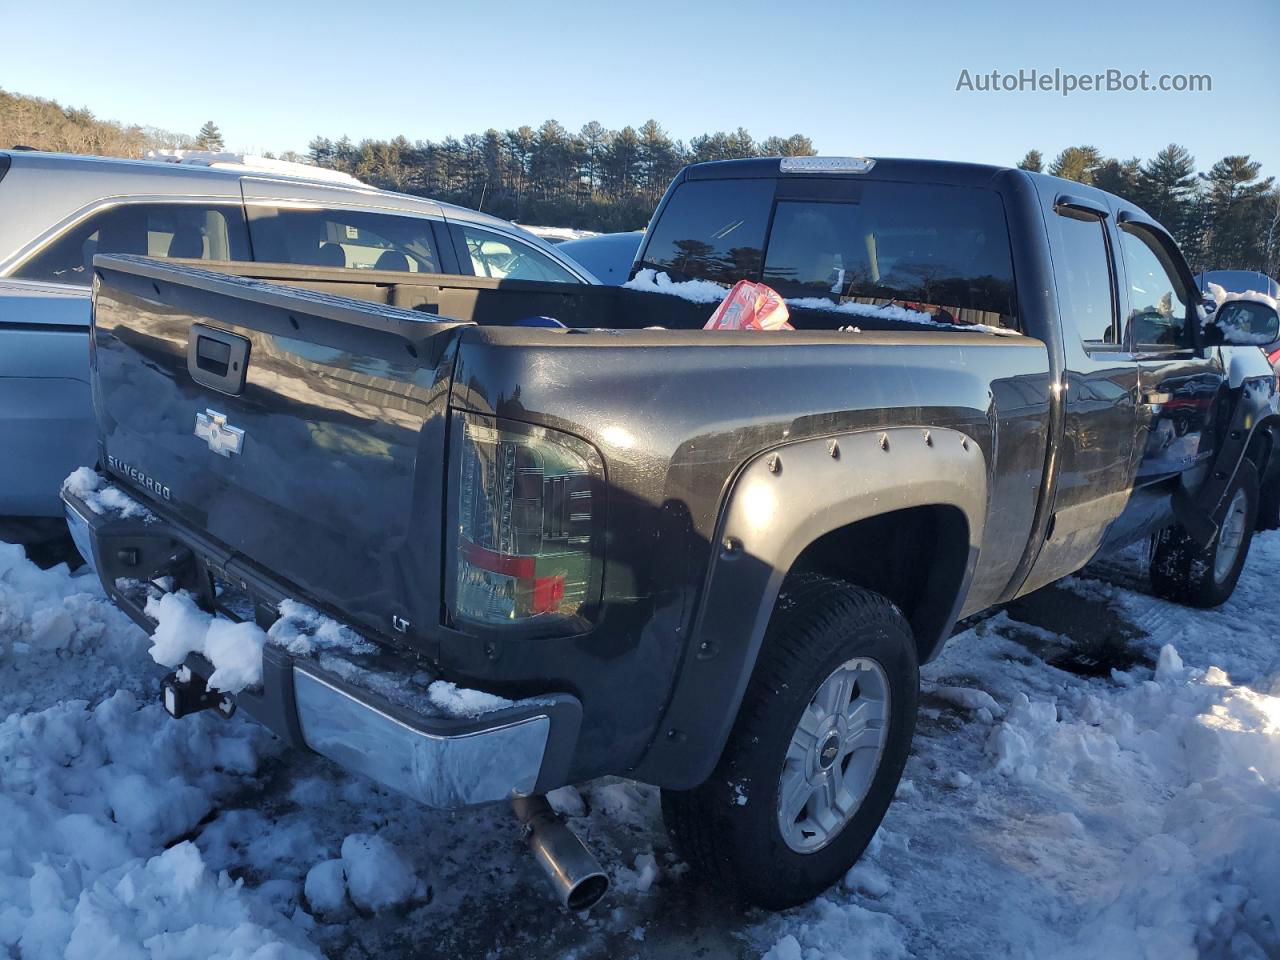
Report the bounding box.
[633,426,988,790]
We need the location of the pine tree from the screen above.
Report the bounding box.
[504,126,536,199]
[638,120,678,200]
[331,136,355,173]
[578,121,607,193]
[1017,150,1043,172]
[1093,158,1142,205]
[1199,155,1275,271]
[532,120,569,201]
[603,126,641,199]
[308,137,334,167]
[1136,144,1196,234]
[726,127,756,159]
[194,121,224,151]
[759,134,816,157]
[1049,146,1102,184]
[1263,190,1280,280]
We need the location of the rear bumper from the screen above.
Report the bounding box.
[64,486,582,808]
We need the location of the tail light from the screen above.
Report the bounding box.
[447,413,604,634]
[1268,348,1280,366]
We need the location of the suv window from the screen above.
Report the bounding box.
[1119,226,1192,349]
[13,202,250,286]
[1047,210,1116,347]
[761,184,1018,329]
[247,206,441,272]
[638,178,773,285]
[456,225,579,282]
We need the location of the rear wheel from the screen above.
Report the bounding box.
[661,576,918,909]
[1150,460,1258,608]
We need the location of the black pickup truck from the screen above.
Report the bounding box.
[66,157,1280,911]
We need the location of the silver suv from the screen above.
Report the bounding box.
[0,150,593,517]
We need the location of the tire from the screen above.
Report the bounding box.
[1257,466,1280,531]
[661,575,918,910]
[1150,460,1258,608]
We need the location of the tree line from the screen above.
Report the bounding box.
[1018,145,1278,276]
[0,88,196,159]
[2,87,1275,275]
[306,122,816,232]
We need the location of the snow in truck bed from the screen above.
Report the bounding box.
[1,527,1277,957]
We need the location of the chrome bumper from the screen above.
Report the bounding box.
[64,496,96,570]
[293,666,553,807]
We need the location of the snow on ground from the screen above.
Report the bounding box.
[1,532,1278,958]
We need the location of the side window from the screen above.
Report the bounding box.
[1047,210,1117,347]
[637,178,773,285]
[13,203,250,286]
[455,225,579,283]
[1118,226,1192,350]
[246,207,441,272]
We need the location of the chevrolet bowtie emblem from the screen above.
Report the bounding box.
[194,409,246,457]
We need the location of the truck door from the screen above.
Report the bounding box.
[1016,193,1141,595]
[1111,216,1225,533]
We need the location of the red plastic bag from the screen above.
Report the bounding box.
[704,280,794,331]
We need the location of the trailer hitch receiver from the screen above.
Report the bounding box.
[161,666,237,720]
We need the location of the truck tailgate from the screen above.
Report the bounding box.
[89,255,470,643]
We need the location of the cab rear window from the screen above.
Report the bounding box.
[641,177,1019,331]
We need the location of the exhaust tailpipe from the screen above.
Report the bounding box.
[512,794,609,910]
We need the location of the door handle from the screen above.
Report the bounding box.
[187,323,250,395]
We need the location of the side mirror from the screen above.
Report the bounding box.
[1207,299,1280,347]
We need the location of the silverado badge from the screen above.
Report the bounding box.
[195,409,245,457]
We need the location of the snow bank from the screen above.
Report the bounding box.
[756,896,909,960]
[0,542,149,716]
[983,654,1280,958]
[0,690,306,958]
[4,511,1279,956]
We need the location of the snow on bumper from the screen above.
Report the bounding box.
[60,476,580,809]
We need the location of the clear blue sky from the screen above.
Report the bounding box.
[5,0,1277,176]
